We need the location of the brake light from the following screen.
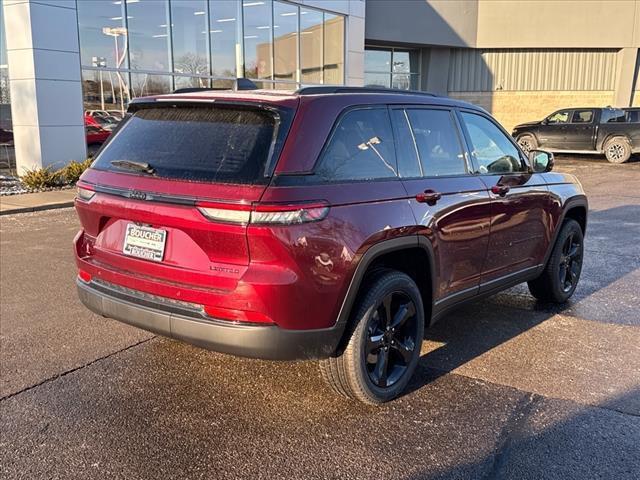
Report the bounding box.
[77,186,95,201]
[204,305,273,324]
[197,202,252,225]
[196,201,329,226]
[251,202,329,225]
[78,269,92,283]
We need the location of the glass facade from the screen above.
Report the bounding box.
[0,0,14,173]
[364,47,420,90]
[78,0,346,115]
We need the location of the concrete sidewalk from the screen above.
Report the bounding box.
[0,190,76,215]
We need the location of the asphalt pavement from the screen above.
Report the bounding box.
[1,155,639,479]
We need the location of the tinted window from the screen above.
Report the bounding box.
[93,107,280,184]
[625,110,640,123]
[602,108,626,123]
[547,110,570,124]
[571,109,594,123]
[461,112,524,174]
[406,109,467,177]
[315,109,397,181]
[391,109,421,178]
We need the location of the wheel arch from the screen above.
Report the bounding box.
[333,236,436,351]
[543,195,588,268]
[598,133,632,153]
[516,130,540,146]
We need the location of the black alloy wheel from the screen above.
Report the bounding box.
[558,231,582,293]
[528,219,584,303]
[365,292,418,388]
[319,270,425,404]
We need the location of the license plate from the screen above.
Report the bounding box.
[123,224,167,262]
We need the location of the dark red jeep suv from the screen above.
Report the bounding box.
[74,86,587,404]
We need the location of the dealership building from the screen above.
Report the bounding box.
[1,0,639,173]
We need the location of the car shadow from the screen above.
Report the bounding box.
[404,203,640,396]
[403,387,640,480]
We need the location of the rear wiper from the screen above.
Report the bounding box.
[110,160,155,175]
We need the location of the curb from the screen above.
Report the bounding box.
[0,201,75,216]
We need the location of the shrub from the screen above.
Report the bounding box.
[20,166,63,190]
[60,158,93,184]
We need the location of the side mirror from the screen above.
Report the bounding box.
[529,149,554,173]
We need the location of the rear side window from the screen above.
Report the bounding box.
[314,108,397,181]
[405,109,467,177]
[92,106,281,184]
[571,109,594,123]
[602,109,626,123]
[626,110,639,123]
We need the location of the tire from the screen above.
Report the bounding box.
[603,137,631,164]
[319,270,425,405]
[517,134,538,155]
[528,219,584,303]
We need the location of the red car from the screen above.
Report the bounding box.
[74,86,587,404]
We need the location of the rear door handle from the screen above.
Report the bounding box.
[491,185,510,197]
[416,190,442,205]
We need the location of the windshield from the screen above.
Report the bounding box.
[92,105,285,184]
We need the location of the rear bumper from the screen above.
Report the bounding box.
[77,279,344,360]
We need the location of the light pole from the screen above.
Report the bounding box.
[91,56,107,110]
[102,27,128,115]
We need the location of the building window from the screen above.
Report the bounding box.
[127,0,171,72]
[78,0,345,110]
[171,0,209,78]
[210,0,241,78]
[324,13,344,85]
[273,1,298,83]
[243,0,273,80]
[77,0,128,70]
[300,7,323,84]
[365,47,420,90]
[0,0,14,174]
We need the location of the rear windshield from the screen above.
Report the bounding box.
[92,106,282,184]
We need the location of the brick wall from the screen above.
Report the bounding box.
[448,91,615,132]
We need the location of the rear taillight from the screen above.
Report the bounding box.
[196,202,252,225]
[76,186,95,201]
[196,201,329,226]
[251,202,329,225]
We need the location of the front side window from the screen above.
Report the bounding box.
[461,112,524,174]
[405,109,467,177]
[571,109,594,124]
[546,110,571,124]
[315,109,397,182]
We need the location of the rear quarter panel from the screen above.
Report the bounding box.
[596,124,640,151]
[255,181,416,329]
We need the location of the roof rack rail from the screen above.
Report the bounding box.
[295,86,437,97]
[173,78,258,94]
